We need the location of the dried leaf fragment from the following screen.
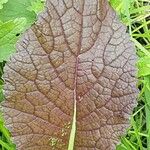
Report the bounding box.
[1,0,138,150]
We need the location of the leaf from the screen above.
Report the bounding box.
[1,0,138,149]
[0,0,8,9]
[138,56,150,77]
[0,0,45,62]
[0,0,38,26]
[109,0,133,16]
[0,62,4,101]
[0,79,4,102]
[0,18,26,62]
[27,0,45,15]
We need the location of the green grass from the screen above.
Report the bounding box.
[111,0,150,150]
[0,0,150,150]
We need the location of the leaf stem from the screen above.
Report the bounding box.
[68,97,77,150]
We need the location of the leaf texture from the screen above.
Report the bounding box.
[1,0,138,149]
[0,0,8,9]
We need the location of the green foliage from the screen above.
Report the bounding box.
[109,0,133,15]
[0,62,4,101]
[0,0,45,62]
[0,0,45,149]
[27,0,45,14]
[138,55,150,77]
[110,0,150,150]
[0,0,8,10]
[0,0,38,25]
[0,115,15,150]
[0,18,26,62]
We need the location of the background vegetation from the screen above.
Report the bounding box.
[0,0,150,149]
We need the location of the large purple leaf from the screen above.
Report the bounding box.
[1,0,138,149]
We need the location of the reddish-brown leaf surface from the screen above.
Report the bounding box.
[1,0,138,149]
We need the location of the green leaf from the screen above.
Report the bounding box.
[0,64,4,102]
[0,0,45,62]
[1,1,137,149]
[27,0,45,15]
[0,80,4,102]
[138,56,150,77]
[0,0,37,26]
[109,0,133,15]
[0,18,27,62]
[0,0,8,9]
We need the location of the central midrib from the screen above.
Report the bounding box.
[68,57,79,150]
[68,2,85,149]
